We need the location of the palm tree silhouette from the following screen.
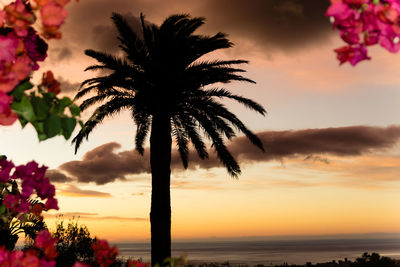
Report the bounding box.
[73,13,265,266]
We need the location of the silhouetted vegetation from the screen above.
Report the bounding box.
[52,217,96,267]
[184,252,400,267]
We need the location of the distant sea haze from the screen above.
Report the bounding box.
[114,237,400,265]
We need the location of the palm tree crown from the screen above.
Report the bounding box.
[73,13,265,176]
[73,13,265,265]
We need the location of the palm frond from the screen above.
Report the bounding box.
[72,97,133,153]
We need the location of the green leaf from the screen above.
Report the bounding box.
[32,121,47,141]
[69,104,81,117]
[0,205,6,215]
[44,114,62,138]
[10,95,36,122]
[32,96,50,120]
[18,117,28,128]
[54,97,73,114]
[61,117,76,139]
[12,81,33,101]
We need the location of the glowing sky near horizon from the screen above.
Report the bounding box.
[2,0,400,241]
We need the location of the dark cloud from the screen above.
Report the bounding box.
[55,125,400,185]
[48,47,73,62]
[199,0,332,53]
[58,77,80,94]
[57,47,73,61]
[91,13,144,53]
[62,0,332,62]
[59,185,112,198]
[59,142,149,185]
[46,169,75,183]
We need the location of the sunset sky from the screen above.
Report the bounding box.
[1,0,400,242]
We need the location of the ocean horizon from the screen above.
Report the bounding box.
[113,237,400,265]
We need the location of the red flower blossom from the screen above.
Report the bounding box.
[0,91,18,125]
[41,70,61,94]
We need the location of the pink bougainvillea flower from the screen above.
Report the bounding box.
[0,10,6,27]
[0,157,14,183]
[326,1,352,22]
[334,44,371,65]
[24,27,48,70]
[0,246,11,264]
[3,193,20,210]
[35,230,58,260]
[44,197,58,210]
[72,262,90,267]
[11,54,33,80]
[41,70,61,94]
[0,67,19,93]
[4,0,36,37]
[37,178,56,199]
[40,3,68,27]
[0,33,18,62]
[377,5,399,24]
[364,30,380,45]
[0,91,18,125]
[21,253,40,267]
[92,239,118,267]
[10,250,24,265]
[40,259,57,267]
[343,0,369,5]
[379,32,400,52]
[340,30,360,44]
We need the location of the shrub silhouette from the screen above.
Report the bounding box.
[52,217,96,267]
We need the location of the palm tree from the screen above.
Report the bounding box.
[73,13,266,266]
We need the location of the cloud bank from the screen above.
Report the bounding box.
[51,125,400,185]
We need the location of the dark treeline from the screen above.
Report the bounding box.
[187,252,400,267]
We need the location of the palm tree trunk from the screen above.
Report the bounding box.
[150,114,172,266]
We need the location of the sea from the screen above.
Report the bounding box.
[114,237,400,265]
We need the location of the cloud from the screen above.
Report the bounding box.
[198,0,332,53]
[55,125,400,185]
[59,142,149,185]
[60,0,331,63]
[58,77,80,94]
[58,184,112,198]
[46,169,75,183]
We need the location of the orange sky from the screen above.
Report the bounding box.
[3,0,400,242]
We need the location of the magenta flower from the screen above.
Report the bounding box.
[24,27,48,70]
[0,10,6,27]
[334,44,371,66]
[0,247,11,264]
[326,1,352,23]
[35,230,58,260]
[379,32,400,52]
[3,194,19,210]
[0,67,19,93]
[0,33,18,62]
[364,31,380,45]
[0,91,18,125]
[11,54,33,80]
[340,30,360,44]
[41,3,68,27]
[4,0,36,37]
[37,178,56,199]
[0,157,14,183]
[45,197,58,210]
